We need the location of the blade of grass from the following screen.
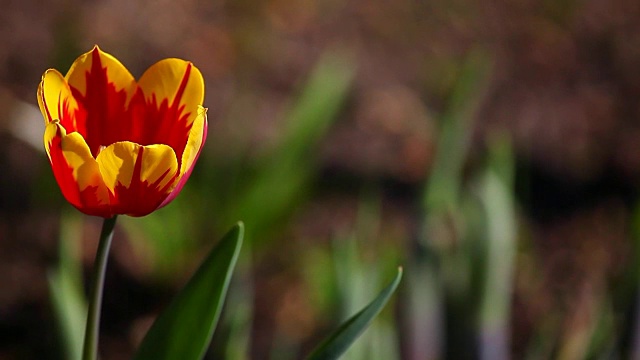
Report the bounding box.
[306,268,403,360]
[48,212,87,360]
[230,49,355,244]
[423,48,492,214]
[331,233,373,360]
[477,135,516,360]
[408,48,493,359]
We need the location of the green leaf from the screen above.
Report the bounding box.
[48,212,86,360]
[133,222,244,360]
[48,269,86,360]
[423,49,492,214]
[306,267,403,360]
[228,49,355,246]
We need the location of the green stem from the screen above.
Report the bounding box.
[82,215,117,360]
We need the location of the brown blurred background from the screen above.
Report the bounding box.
[2,0,640,359]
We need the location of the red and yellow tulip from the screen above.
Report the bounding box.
[38,46,207,217]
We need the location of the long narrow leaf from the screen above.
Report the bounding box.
[134,222,244,360]
[48,212,86,360]
[306,267,403,360]
[477,136,516,360]
[423,49,492,214]
[230,49,355,245]
[48,272,86,360]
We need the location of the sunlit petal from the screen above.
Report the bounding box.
[65,45,138,102]
[159,106,207,209]
[65,46,141,156]
[140,144,180,191]
[37,69,82,132]
[138,58,204,114]
[96,142,179,216]
[44,122,111,217]
[136,59,204,158]
[180,106,207,178]
[96,141,139,192]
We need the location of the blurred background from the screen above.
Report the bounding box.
[2,0,640,359]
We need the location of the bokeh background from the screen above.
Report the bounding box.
[3,0,640,359]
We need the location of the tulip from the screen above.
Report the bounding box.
[38,46,207,217]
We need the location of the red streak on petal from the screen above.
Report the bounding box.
[41,88,77,132]
[109,147,178,217]
[47,133,111,217]
[158,116,207,209]
[172,62,192,110]
[59,97,78,132]
[70,50,133,157]
[141,63,194,166]
[48,134,82,207]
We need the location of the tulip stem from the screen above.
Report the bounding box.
[82,215,118,360]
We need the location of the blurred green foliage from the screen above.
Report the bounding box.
[48,212,87,360]
[122,48,355,280]
[35,21,640,360]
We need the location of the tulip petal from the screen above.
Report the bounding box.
[65,46,138,103]
[180,106,207,178]
[38,69,82,132]
[142,147,180,190]
[138,58,204,112]
[65,46,140,157]
[159,106,208,208]
[44,122,111,217]
[137,58,204,161]
[96,141,138,190]
[96,142,179,217]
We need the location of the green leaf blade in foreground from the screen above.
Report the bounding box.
[134,222,244,360]
[306,267,403,360]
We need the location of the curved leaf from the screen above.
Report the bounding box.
[306,267,403,360]
[134,222,244,360]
